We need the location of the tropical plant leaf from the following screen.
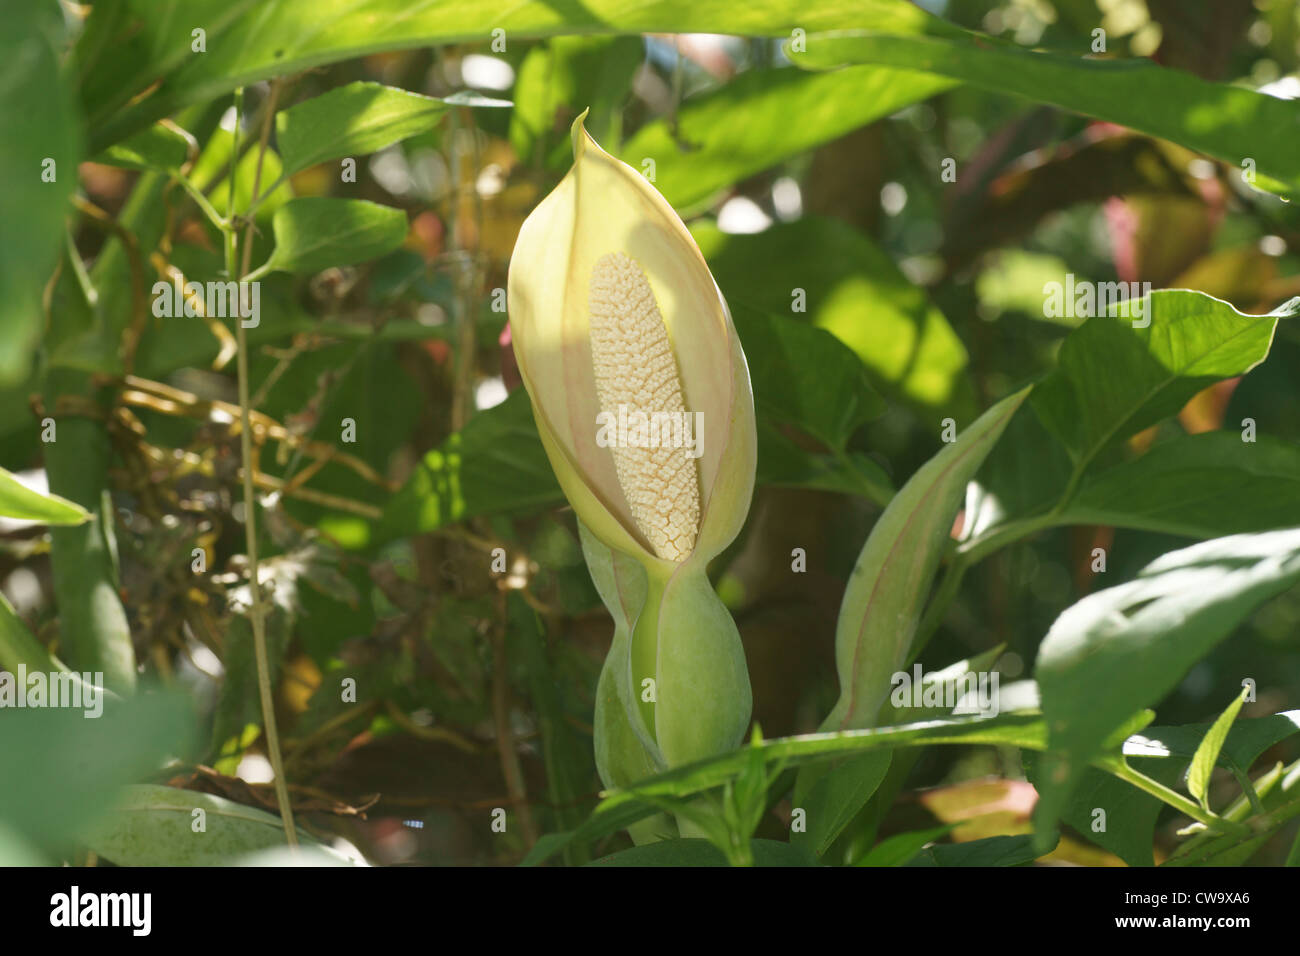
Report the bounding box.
[83,785,361,866]
[791,29,1300,195]
[266,198,408,275]
[1034,528,1300,846]
[0,467,89,525]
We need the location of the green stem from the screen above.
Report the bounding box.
[1230,765,1267,816]
[242,172,286,221]
[1102,758,1250,837]
[64,229,97,307]
[241,261,273,284]
[226,86,297,848]
[176,173,227,231]
[955,511,1060,564]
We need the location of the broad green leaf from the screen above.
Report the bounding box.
[84,785,360,866]
[1124,710,1300,773]
[266,198,408,275]
[906,833,1051,867]
[80,0,935,151]
[1031,761,1160,867]
[960,406,1074,542]
[228,846,366,866]
[1187,690,1250,809]
[0,692,195,851]
[199,131,293,219]
[510,36,643,169]
[588,838,816,866]
[1,2,81,385]
[822,387,1030,732]
[1061,432,1300,540]
[734,307,884,451]
[1031,291,1291,471]
[92,121,191,171]
[855,824,956,866]
[792,752,892,858]
[735,306,890,504]
[791,29,1300,195]
[755,424,893,505]
[620,65,952,211]
[695,218,972,413]
[0,467,89,525]
[378,388,562,543]
[276,81,451,179]
[1033,528,1300,846]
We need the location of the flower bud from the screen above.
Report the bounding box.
[508,113,756,770]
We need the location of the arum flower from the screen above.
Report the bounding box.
[508,112,756,770]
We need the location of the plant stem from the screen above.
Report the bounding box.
[176,174,227,231]
[227,85,296,847]
[1231,766,1267,816]
[1102,757,1249,837]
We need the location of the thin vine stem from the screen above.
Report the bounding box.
[226,84,297,847]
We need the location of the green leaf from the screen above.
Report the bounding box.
[1,2,82,386]
[796,647,1005,860]
[84,785,361,866]
[276,81,451,179]
[1031,292,1290,471]
[1050,714,1300,868]
[0,592,70,675]
[791,29,1300,195]
[1125,710,1300,774]
[92,121,190,171]
[736,304,892,502]
[80,0,936,152]
[735,306,884,451]
[378,388,563,543]
[755,424,893,505]
[695,218,972,413]
[620,64,952,211]
[1031,761,1160,867]
[822,387,1030,732]
[0,823,46,867]
[0,692,195,851]
[266,197,408,275]
[792,752,893,858]
[522,711,1049,864]
[1187,689,1254,809]
[855,824,956,866]
[1061,432,1300,540]
[1033,528,1300,845]
[200,131,292,219]
[0,466,89,525]
[906,833,1051,867]
[1163,762,1300,867]
[588,838,817,866]
[510,36,643,169]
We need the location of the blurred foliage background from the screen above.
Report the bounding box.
[2,0,1299,866]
